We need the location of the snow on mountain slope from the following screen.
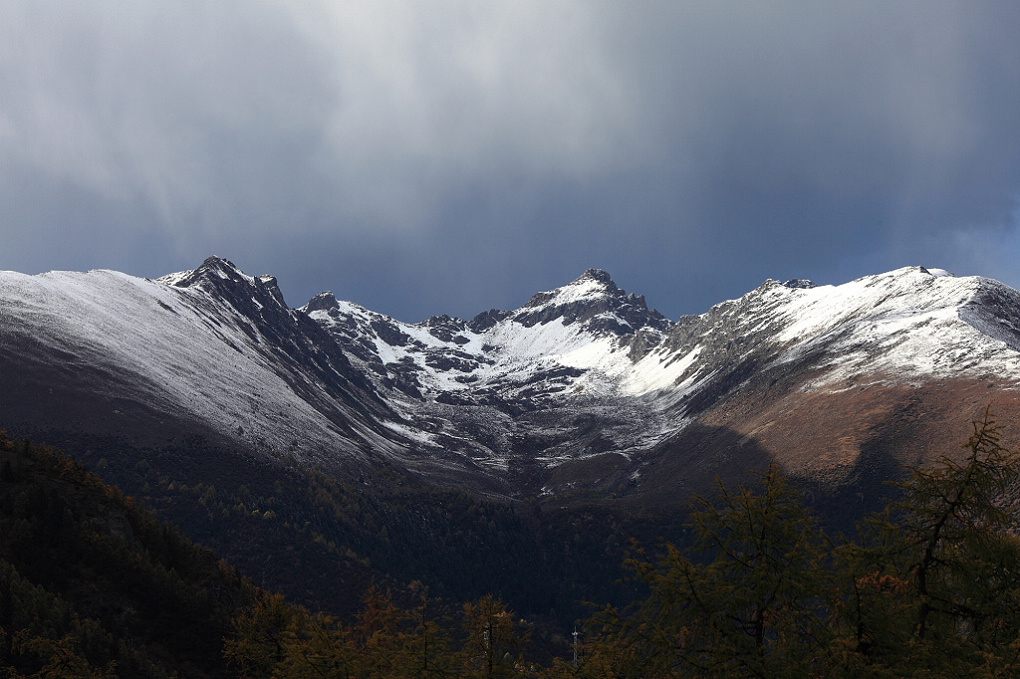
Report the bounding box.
[769,267,1020,387]
[303,269,672,409]
[305,264,1020,484]
[4,257,1020,500]
[625,266,1020,409]
[300,270,686,470]
[0,257,400,463]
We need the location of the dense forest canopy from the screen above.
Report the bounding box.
[4,410,1020,677]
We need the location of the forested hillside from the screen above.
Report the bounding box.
[0,432,258,677]
[6,411,1020,677]
[572,410,1020,677]
[50,429,658,630]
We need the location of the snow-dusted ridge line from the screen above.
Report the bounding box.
[4,257,1020,482]
[301,267,676,405]
[765,267,1020,387]
[304,263,1020,413]
[0,258,402,463]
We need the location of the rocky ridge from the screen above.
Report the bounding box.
[3,258,1020,504]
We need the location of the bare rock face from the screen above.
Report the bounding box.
[4,259,1020,510]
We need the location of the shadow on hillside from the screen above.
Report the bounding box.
[543,420,910,541]
[0,415,913,636]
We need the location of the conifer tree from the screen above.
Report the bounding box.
[583,463,831,678]
[458,595,531,678]
[833,407,1020,676]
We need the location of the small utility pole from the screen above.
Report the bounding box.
[485,620,493,678]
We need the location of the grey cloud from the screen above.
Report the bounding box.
[2,2,1020,321]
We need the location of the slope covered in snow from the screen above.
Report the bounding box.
[614,266,1020,405]
[302,264,1020,480]
[303,268,673,408]
[0,257,399,465]
[4,258,1020,500]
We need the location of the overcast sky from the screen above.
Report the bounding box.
[3,2,1020,321]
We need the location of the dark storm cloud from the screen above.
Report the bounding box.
[2,2,1020,321]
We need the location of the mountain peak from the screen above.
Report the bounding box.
[512,269,668,333]
[574,268,616,286]
[303,291,340,314]
[161,255,248,289]
[158,256,290,309]
[194,255,247,279]
[525,269,620,309]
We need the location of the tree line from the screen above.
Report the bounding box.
[224,409,1020,677]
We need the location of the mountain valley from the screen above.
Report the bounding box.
[3,257,1020,623]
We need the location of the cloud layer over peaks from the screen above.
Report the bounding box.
[2,2,1020,321]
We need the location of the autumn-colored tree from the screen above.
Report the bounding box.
[226,585,465,678]
[4,632,117,679]
[830,408,1020,677]
[393,582,456,678]
[457,594,532,678]
[577,463,831,678]
[223,593,298,679]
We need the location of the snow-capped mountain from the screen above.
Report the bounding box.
[301,269,680,475]
[303,268,670,405]
[0,257,400,466]
[3,257,1019,503]
[303,263,1020,498]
